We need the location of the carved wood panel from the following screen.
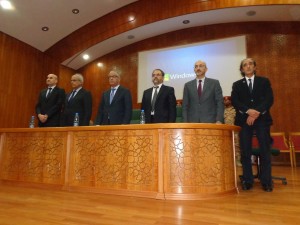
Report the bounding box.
[0,132,67,184]
[68,130,159,192]
[164,129,235,194]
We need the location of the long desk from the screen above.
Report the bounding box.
[0,124,240,200]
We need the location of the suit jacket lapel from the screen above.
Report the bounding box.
[202,78,209,96]
[243,77,253,95]
[193,79,198,96]
[110,87,120,104]
[252,76,259,94]
[156,85,165,100]
[43,89,48,99]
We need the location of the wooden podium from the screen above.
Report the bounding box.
[0,123,240,200]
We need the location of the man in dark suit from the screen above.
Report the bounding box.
[182,60,224,123]
[35,74,65,127]
[141,69,176,123]
[95,70,132,125]
[231,58,274,192]
[61,73,92,126]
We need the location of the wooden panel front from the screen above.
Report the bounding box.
[163,128,235,200]
[0,132,67,185]
[0,124,239,200]
[67,129,160,197]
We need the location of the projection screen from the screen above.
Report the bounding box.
[137,35,247,102]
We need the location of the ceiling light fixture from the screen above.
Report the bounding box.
[128,15,135,22]
[41,26,49,31]
[183,20,190,24]
[72,9,79,14]
[0,0,14,10]
[83,54,90,60]
[246,10,256,16]
[127,35,135,39]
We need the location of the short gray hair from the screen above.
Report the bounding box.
[73,73,84,83]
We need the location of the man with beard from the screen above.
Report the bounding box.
[182,60,224,123]
[141,69,176,123]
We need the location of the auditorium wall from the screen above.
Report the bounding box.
[78,21,300,133]
[0,21,299,133]
[0,31,73,128]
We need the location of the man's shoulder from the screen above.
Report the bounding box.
[233,77,245,85]
[161,84,174,90]
[185,79,196,86]
[54,86,65,92]
[205,77,220,83]
[79,88,91,95]
[118,86,131,94]
[118,85,127,90]
[255,75,270,82]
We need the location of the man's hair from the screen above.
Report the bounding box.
[239,58,257,76]
[73,73,84,83]
[153,69,165,77]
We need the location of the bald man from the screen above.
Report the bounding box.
[35,74,65,127]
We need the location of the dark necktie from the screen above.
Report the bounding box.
[248,79,253,93]
[110,88,116,104]
[151,86,158,112]
[46,88,52,98]
[198,80,202,97]
[68,90,76,102]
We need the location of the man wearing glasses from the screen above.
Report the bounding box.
[61,73,92,126]
[95,70,132,125]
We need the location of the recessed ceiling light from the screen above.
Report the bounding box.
[0,0,14,10]
[83,54,90,60]
[127,35,135,39]
[183,20,190,24]
[41,26,49,31]
[246,10,256,16]
[128,16,135,22]
[72,9,79,14]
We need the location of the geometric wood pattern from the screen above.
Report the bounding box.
[0,124,239,200]
[164,128,236,199]
[69,130,159,193]
[0,132,67,185]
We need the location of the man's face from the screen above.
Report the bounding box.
[46,74,58,87]
[70,75,82,89]
[152,70,164,86]
[108,71,120,87]
[241,59,256,77]
[194,61,207,79]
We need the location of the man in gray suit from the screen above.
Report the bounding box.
[182,60,224,123]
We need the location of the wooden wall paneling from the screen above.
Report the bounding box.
[78,22,300,133]
[0,124,239,199]
[0,32,62,128]
[246,33,300,132]
[68,129,159,198]
[0,130,67,186]
[45,0,298,63]
[162,128,236,200]
[58,65,76,94]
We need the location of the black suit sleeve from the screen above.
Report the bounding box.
[168,87,177,122]
[47,88,65,118]
[95,93,105,125]
[82,91,92,125]
[122,89,132,124]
